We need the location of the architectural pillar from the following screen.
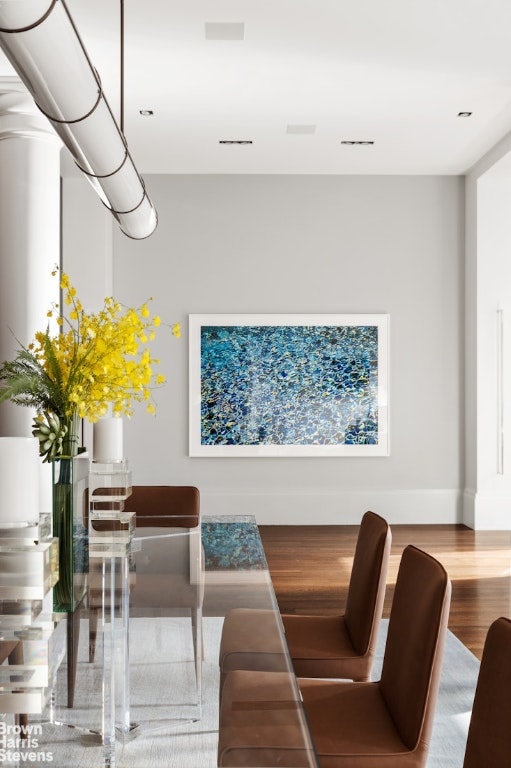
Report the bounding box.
[0,83,61,438]
[465,147,511,529]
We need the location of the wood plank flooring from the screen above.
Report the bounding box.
[258,523,511,660]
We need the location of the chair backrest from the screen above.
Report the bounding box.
[344,510,392,655]
[124,485,200,528]
[463,616,511,768]
[380,545,451,753]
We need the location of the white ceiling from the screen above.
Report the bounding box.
[2,0,511,176]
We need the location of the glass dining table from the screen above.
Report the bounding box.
[29,515,318,768]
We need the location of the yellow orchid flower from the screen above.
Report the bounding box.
[0,269,179,436]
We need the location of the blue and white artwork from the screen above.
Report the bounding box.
[189,315,389,457]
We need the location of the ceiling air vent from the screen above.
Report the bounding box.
[286,124,316,134]
[205,23,245,40]
[219,140,253,145]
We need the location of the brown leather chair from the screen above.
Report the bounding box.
[219,665,316,768]
[126,485,200,529]
[218,545,451,768]
[88,486,202,668]
[463,616,511,768]
[219,511,391,690]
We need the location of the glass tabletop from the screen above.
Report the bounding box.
[21,515,317,768]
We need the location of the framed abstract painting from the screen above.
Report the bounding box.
[189,314,389,457]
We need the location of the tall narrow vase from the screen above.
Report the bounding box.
[52,414,89,612]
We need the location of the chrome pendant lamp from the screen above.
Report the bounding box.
[0,0,157,240]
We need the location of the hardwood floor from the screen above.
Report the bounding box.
[258,523,511,660]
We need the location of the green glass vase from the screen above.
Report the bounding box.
[52,415,89,612]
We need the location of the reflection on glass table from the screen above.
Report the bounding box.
[30,515,317,768]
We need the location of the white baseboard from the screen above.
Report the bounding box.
[201,489,463,525]
[463,489,511,530]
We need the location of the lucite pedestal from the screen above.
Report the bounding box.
[0,515,62,734]
[89,459,134,767]
[89,460,132,511]
[89,537,132,767]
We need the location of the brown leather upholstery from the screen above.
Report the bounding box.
[219,511,391,691]
[285,510,391,680]
[125,485,200,528]
[219,607,287,684]
[219,668,315,768]
[218,545,451,768]
[463,616,511,768]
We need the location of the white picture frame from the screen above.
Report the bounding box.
[189,314,389,457]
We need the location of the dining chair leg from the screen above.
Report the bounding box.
[192,606,203,704]
[89,607,99,662]
[2,640,28,727]
[67,607,81,708]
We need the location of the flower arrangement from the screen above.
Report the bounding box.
[0,270,180,461]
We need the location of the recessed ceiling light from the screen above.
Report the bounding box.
[341,140,374,145]
[457,111,473,117]
[286,124,316,135]
[205,22,244,40]
[139,110,154,116]
[219,140,253,145]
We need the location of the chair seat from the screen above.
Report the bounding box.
[300,677,416,768]
[220,608,288,687]
[283,614,372,680]
[219,669,315,768]
[219,671,413,768]
[220,610,371,681]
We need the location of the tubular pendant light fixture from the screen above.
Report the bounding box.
[0,0,157,239]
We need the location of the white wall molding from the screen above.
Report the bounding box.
[464,489,511,530]
[201,488,462,525]
[462,488,476,529]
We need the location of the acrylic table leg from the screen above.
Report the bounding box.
[97,551,131,766]
[115,553,131,736]
[101,557,116,767]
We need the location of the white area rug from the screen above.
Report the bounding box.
[34,616,221,768]
[26,617,478,768]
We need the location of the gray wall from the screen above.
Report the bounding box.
[106,174,464,524]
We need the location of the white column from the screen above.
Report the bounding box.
[0,83,61,515]
[465,154,511,529]
[0,84,61,438]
